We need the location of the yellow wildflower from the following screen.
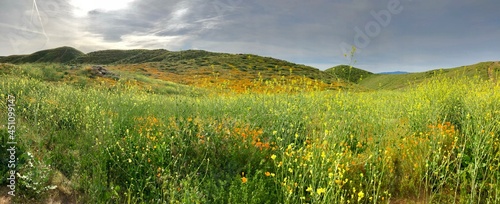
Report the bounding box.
[358,191,365,201]
[317,188,326,195]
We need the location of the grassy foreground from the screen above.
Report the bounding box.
[1,67,500,203]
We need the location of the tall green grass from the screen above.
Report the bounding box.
[1,72,499,203]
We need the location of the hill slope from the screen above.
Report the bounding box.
[71,49,163,64]
[0,46,84,63]
[359,61,500,90]
[1,47,339,85]
[1,47,350,93]
[0,55,27,63]
[2,46,497,92]
[325,65,374,83]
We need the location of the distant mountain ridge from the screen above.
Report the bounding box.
[377,71,409,75]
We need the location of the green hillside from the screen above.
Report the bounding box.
[0,47,339,85]
[115,49,170,63]
[70,49,223,64]
[359,61,500,90]
[325,65,374,83]
[2,46,498,91]
[71,48,332,81]
[71,49,153,64]
[156,51,337,82]
[0,46,84,63]
[0,55,26,63]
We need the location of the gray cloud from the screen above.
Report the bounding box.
[0,0,499,72]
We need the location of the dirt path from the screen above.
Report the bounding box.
[0,186,75,204]
[0,187,11,204]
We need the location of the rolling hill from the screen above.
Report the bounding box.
[71,49,165,64]
[0,55,26,63]
[1,46,498,92]
[0,47,349,94]
[359,61,500,90]
[0,47,339,85]
[0,46,84,63]
[324,65,374,83]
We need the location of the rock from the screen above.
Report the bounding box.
[91,65,107,77]
[89,65,119,80]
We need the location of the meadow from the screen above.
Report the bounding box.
[1,63,499,203]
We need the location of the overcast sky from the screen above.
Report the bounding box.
[1,0,499,72]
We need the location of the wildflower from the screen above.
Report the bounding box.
[306,186,313,192]
[265,172,271,177]
[241,172,248,183]
[271,154,277,160]
[128,158,132,163]
[358,191,365,201]
[317,188,326,195]
[335,180,342,185]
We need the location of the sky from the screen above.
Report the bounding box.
[0,0,499,72]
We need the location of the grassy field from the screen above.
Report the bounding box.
[1,63,500,203]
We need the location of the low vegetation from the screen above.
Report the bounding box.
[1,59,499,203]
[1,48,499,203]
